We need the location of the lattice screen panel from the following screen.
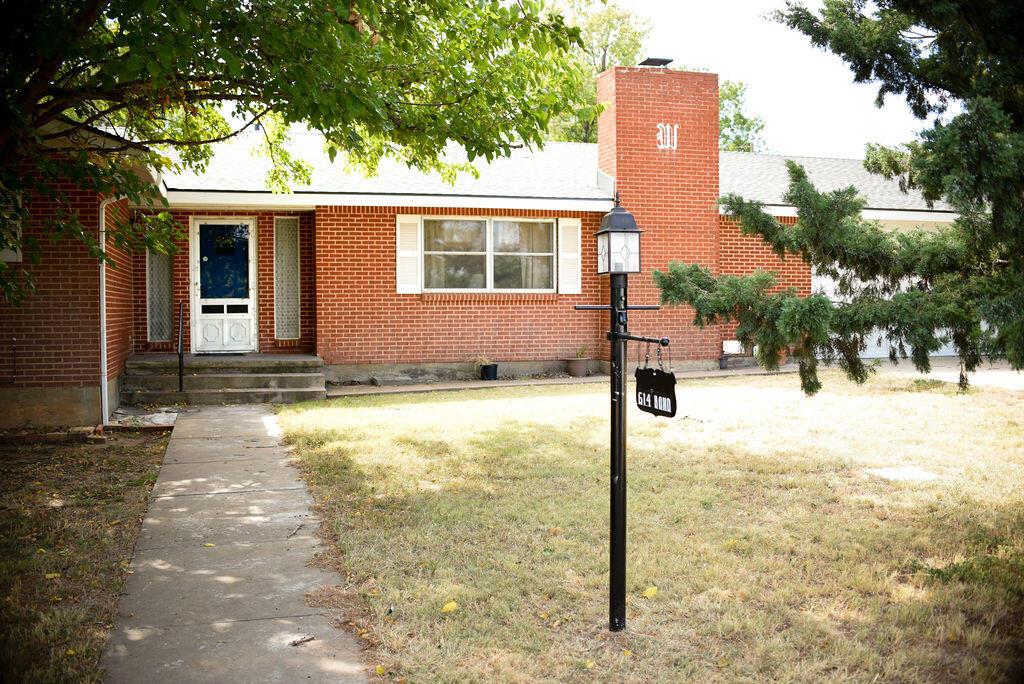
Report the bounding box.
[274,217,301,339]
[147,250,173,341]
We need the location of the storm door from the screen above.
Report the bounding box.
[191,218,257,352]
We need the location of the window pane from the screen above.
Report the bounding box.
[147,250,173,341]
[274,218,300,339]
[424,254,486,289]
[492,220,554,253]
[423,219,486,252]
[494,255,553,289]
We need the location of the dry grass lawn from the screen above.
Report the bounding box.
[0,433,167,683]
[278,371,1024,683]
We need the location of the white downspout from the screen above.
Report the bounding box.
[98,196,119,425]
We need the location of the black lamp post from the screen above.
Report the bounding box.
[575,195,668,632]
[597,197,640,632]
[598,195,671,632]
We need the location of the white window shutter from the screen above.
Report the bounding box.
[395,214,421,294]
[557,217,582,294]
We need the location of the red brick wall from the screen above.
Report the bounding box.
[719,215,810,293]
[104,200,134,380]
[0,184,102,388]
[314,206,608,366]
[133,209,316,354]
[597,66,722,362]
[718,215,811,343]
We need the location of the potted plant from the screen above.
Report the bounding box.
[476,357,498,381]
[566,346,589,378]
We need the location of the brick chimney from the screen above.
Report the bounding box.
[596,65,721,364]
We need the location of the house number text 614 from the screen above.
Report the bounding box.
[656,123,679,150]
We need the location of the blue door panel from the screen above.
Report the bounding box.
[199,224,249,299]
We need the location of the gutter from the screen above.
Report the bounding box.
[151,190,614,213]
[98,195,121,425]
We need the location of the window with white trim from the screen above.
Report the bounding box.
[422,217,555,291]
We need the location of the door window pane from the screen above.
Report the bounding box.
[424,254,486,289]
[199,224,249,299]
[274,217,300,339]
[494,255,554,289]
[423,219,486,252]
[147,250,173,341]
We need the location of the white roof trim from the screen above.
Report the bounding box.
[721,204,957,222]
[155,190,614,212]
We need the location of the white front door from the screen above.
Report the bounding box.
[191,218,257,353]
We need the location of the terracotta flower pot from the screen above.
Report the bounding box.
[566,358,589,377]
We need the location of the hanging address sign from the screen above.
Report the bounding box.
[635,367,677,417]
[635,346,677,417]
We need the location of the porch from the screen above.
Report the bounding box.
[120,353,326,406]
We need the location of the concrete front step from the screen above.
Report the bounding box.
[125,354,324,376]
[121,387,327,406]
[123,373,325,392]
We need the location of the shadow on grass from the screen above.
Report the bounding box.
[285,414,1024,682]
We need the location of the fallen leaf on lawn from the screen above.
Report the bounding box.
[642,586,658,599]
[548,526,561,536]
[441,601,458,613]
[45,572,61,580]
[585,660,596,669]
[375,665,386,676]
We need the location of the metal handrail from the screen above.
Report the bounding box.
[176,301,184,392]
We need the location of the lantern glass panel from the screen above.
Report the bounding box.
[609,231,640,273]
[596,232,610,274]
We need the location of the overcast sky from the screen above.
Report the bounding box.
[627,0,930,159]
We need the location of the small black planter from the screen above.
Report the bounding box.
[480,363,498,381]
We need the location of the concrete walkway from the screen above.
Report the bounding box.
[879,357,1023,391]
[102,405,366,683]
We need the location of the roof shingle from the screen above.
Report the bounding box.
[163,134,950,212]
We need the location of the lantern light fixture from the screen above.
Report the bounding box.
[596,193,642,275]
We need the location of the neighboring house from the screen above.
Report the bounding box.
[0,66,955,428]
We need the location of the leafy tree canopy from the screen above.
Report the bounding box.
[546,0,647,144]
[719,79,765,153]
[655,0,1024,393]
[0,0,584,302]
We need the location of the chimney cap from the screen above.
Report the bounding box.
[639,57,673,67]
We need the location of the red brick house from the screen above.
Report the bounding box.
[0,66,955,427]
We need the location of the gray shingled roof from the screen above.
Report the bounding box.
[163,133,609,200]
[720,150,952,212]
[163,133,949,212]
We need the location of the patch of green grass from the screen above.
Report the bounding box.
[0,433,167,683]
[279,372,1024,682]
